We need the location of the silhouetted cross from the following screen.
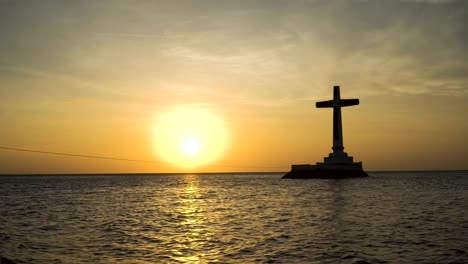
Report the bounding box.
[316,86,359,152]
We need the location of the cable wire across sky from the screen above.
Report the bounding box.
[0,146,285,170]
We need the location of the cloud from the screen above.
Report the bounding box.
[0,0,466,110]
[401,0,455,3]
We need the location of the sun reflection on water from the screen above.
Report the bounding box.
[171,174,216,263]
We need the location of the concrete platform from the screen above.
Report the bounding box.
[282,166,368,179]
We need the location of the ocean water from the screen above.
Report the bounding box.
[0,171,467,264]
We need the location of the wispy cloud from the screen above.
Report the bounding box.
[0,0,466,109]
[401,0,455,3]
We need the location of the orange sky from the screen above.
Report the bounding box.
[0,0,467,173]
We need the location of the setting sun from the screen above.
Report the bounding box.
[152,107,228,169]
[181,138,201,156]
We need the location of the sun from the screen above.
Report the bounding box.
[181,138,201,156]
[152,107,228,169]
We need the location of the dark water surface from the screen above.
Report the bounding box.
[1,171,467,263]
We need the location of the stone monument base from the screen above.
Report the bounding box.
[282,163,368,179]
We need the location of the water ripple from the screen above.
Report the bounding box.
[0,172,467,263]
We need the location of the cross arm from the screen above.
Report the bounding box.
[316,100,334,108]
[339,99,359,107]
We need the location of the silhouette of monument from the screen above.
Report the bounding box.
[283,85,368,179]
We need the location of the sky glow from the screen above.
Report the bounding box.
[0,0,466,173]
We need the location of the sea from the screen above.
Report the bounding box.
[0,171,467,264]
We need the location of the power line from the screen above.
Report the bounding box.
[0,146,285,170]
[0,146,168,164]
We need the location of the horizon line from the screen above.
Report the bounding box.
[0,169,467,176]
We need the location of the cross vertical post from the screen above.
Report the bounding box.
[316,85,360,163]
[332,86,344,153]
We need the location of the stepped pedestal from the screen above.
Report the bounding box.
[282,152,368,179]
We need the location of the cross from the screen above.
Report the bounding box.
[316,86,359,154]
